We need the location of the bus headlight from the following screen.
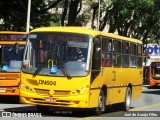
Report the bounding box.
[82,85,89,92]
[82,87,86,92]
[20,84,33,92]
[71,89,81,95]
[21,84,25,88]
[70,85,89,95]
[76,90,80,94]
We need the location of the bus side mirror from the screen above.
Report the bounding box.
[14,43,19,55]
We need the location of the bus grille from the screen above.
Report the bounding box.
[34,89,70,96]
[54,90,70,95]
[34,89,49,95]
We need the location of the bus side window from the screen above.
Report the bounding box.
[113,40,121,67]
[137,44,143,68]
[130,43,136,67]
[102,37,112,67]
[122,42,129,67]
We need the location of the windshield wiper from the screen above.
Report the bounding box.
[32,53,51,78]
[56,53,71,79]
[52,43,71,79]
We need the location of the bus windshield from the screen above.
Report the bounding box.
[22,32,92,77]
[0,44,25,72]
[151,62,160,76]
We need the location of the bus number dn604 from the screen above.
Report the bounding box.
[39,80,56,86]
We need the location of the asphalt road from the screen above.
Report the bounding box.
[0,86,160,120]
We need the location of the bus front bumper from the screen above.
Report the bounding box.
[20,91,90,108]
[0,87,19,96]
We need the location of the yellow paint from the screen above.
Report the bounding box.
[20,27,142,110]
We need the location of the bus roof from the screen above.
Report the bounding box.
[31,27,101,36]
[101,32,142,44]
[30,26,142,44]
[0,31,27,34]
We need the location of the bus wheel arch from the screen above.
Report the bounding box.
[123,84,132,111]
[95,85,107,115]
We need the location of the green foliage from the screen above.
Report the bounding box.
[0,0,59,31]
[96,0,160,44]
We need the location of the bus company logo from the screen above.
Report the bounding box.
[146,44,160,54]
[38,79,56,86]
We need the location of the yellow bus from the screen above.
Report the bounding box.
[20,27,143,115]
[0,31,27,96]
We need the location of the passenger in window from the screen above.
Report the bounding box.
[102,53,110,66]
[74,48,85,62]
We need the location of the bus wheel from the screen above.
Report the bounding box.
[36,105,50,113]
[122,87,132,111]
[95,90,106,115]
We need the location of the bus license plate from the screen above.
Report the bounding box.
[0,88,5,92]
[45,98,56,103]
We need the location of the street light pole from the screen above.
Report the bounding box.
[97,0,101,31]
[26,0,31,33]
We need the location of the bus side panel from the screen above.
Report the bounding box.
[107,87,126,104]
[102,68,127,104]
[88,89,100,108]
[102,67,142,104]
[132,86,142,100]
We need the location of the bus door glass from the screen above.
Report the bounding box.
[91,37,101,80]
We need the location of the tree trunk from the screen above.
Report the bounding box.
[61,0,68,26]
[67,0,82,26]
[91,4,98,29]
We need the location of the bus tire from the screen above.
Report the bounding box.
[121,87,132,111]
[95,90,106,115]
[36,105,50,113]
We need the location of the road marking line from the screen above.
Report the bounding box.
[77,116,105,120]
[130,102,160,111]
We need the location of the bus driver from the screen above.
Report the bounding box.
[74,48,85,62]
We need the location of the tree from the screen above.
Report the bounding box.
[0,0,160,45]
[96,0,160,43]
[0,0,62,31]
[0,0,28,31]
[67,0,82,26]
